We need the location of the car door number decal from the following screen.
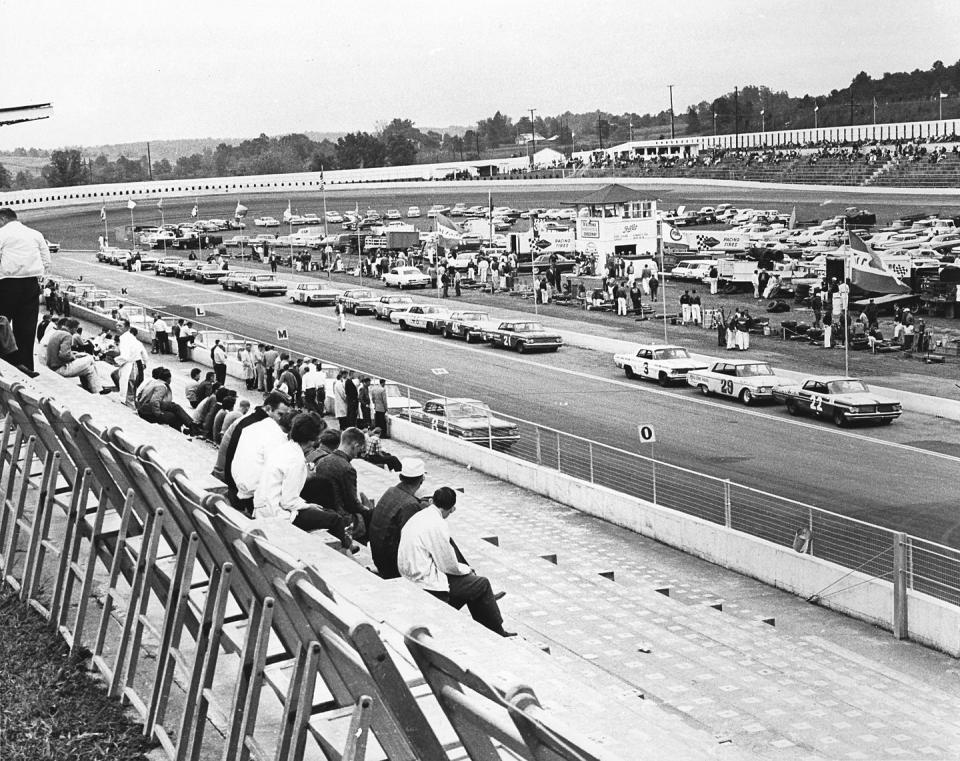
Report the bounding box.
[810,396,823,413]
[643,362,649,375]
[720,380,734,395]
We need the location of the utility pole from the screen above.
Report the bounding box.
[668,84,675,139]
[733,87,739,149]
[598,110,603,151]
[146,141,153,181]
[529,108,537,163]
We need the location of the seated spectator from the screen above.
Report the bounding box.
[195,371,217,406]
[363,427,401,471]
[305,428,339,467]
[254,412,354,551]
[46,318,108,394]
[212,395,238,444]
[302,427,373,542]
[184,368,204,408]
[216,399,249,445]
[397,487,514,637]
[136,367,199,433]
[369,458,427,578]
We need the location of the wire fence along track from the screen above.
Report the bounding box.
[69,284,960,608]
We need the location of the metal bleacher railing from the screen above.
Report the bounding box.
[0,374,617,761]
[69,286,960,616]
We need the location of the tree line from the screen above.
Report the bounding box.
[4,58,958,190]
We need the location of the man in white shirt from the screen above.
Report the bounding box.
[116,323,149,404]
[300,361,325,415]
[254,412,354,549]
[211,339,228,385]
[152,314,170,355]
[397,487,514,637]
[0,207,51,373]
[230,392,291,516]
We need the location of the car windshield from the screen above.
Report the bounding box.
[353,291,374,298]
[462,313,488,321]
[737,364,775,377]
[511,323,543,332]
[655,348,689,360]
[828,380,869,394]
[445,402,491,417]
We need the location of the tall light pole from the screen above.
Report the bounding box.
[668,84,675,139]
[814,104,819,129]
[761,109,765,132]
[713,112,718,136]
[529,108,537,165]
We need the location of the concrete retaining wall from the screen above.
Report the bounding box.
[391,417,960,656]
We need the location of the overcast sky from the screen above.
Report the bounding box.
[2,0,958,151]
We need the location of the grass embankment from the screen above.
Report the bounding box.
[0,589,154,761]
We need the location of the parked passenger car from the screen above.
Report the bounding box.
[686,360,791,405]
[773,376,902,426]
[383,266,431,289]
[401,397,519,449]
[482,320,563,352]
[614,345,709,386]
[289,282,340,306]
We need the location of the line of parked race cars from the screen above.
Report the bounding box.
[612,343,902,426]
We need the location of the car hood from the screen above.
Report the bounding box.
[831,392,897,405]
[448,416,517,431]
[658,359,709,370]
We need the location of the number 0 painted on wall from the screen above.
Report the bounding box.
[638,424,657,443]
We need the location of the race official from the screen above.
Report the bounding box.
[0,208,51,373]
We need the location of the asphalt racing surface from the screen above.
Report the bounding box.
[54,253,960,552]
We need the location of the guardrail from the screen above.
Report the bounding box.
[62,279,960,615]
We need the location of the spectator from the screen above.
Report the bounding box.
[254,412,355,550]
[648,273,659,302]
[136,367,198,433]
[363,427,401,471]
[238,343,255,390]
[0,207,50,374]
[152,314,170,355]
[301,361,325,415]
[116,324,148,404]
[690,290,702,325]
[397,486,514,637]
[629,282,642,315]
[735,308,751,351]
[263,345,279,390]
[304,427,374,542]
[358,377,372,429]
[370,378,389,434]
[345,371,359,428]
[217,398,249,444]
[679,290,691,323]
[223,390,292,515]
[46,318,107,394]
[212,394,238,443]
[211,339,227,386]
[369,458,427,578]
[332,370,348,429]
[184,368,203,408]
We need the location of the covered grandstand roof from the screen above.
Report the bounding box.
[570,183,642,206]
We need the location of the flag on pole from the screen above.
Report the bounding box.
[814,105,819,112]
[319,165,325,190]
[234,202,248,218]
[191,204,198,218]
[435,213,462,245]
[127,199,136,210]
[283,201,292,222]
[940,92,949,99]
[488,191,493,218]
[100,206,106,221]
[788,206,796,230]
[157,197,163,209]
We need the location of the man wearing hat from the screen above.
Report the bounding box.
[369,457,427,578]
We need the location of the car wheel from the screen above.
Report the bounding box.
[740,389,754,405]
[880,418,893,425]
[625,365,636,379]
[657,372,669,387]
[442,328,452,339]
[399,320,409,330]
[517,342,527,353]
[465,333,474,343]
[351,305,358,314]
[833,409,846,427]
[699,384,709,396]
[785,399,800,416]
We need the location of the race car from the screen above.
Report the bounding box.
[686,359,791,405]
[482,320,563,353]
[337,288,380,315]
[440,310,494,343]
[614,344,709,386]
[773,376,902,426]
[289,281,340,306]
[401,397,519,449]
[374,294,415,320]
[390,304,451,333]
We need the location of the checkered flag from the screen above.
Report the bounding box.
[695,234,720,251]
